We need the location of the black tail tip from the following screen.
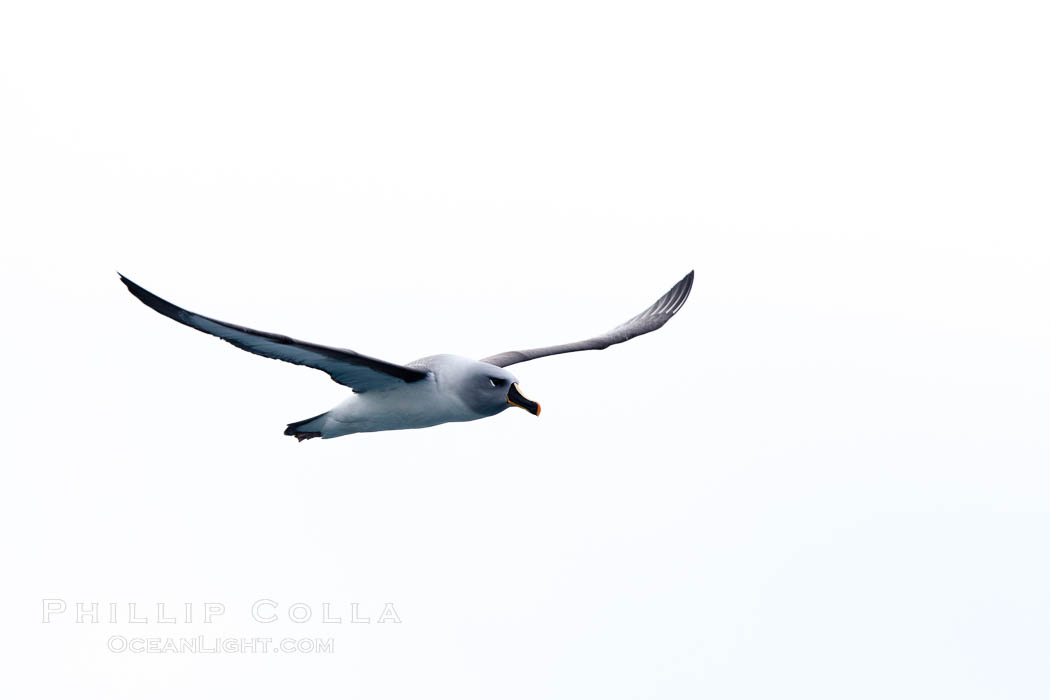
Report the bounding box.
[284,411,328,441]
[284,425,321,441]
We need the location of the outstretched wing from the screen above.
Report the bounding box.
[480,270,694,368]
[119,274,428,392]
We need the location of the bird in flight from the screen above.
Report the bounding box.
[119,271,694,440]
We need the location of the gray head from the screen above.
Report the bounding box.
[416,355,541,418]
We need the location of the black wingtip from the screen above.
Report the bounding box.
[681,269,694,299]
[117,272,142,296]
[118,274,191,324]
[649,270,694,317]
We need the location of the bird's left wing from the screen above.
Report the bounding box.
[480,270,693,368]
[119,274,428,392]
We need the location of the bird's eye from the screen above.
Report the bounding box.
[488,377,506,388]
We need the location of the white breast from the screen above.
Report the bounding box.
[321,373,481,437]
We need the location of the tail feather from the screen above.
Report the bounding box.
[284,412,329,441]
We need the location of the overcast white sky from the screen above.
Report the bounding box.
[1,1,1048,698]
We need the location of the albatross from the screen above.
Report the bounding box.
[119,271,693,440]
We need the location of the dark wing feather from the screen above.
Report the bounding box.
[480,270,693,368]
[119,274,427,392]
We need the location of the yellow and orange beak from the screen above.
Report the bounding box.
[507,382,541,416]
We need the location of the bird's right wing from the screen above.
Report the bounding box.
[480,270,693,368]
[119,275,428,392]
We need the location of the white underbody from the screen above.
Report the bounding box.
[287,353,523,439]
[304,372,483,438]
